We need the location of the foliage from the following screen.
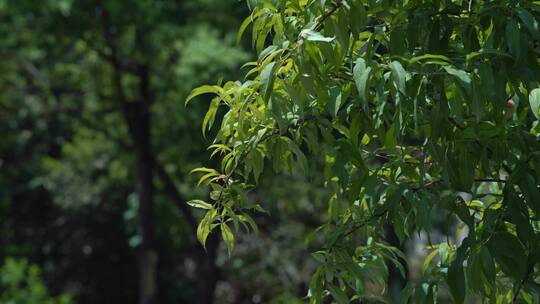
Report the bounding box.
[0,258,72,304]
[188,0,540,302]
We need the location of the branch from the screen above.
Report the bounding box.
[475,178,506,183]
[512,263,535,304]
[314,1,343,31]
[328,210,389,251]
[155,162,198,231]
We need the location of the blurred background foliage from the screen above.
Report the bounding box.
[0,0,329,303]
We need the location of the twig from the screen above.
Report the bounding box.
[512,263,534,304]
[328,210,389,251]
[475,178,506,183]
[314,1,343,32]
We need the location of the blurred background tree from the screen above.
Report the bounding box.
[0,0,328,303]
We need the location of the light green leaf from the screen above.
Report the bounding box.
[259,62,277,102]
[187,200,213,210]
[389,61,407,95]
[197,209,217,249]
[444,66,471,96]
[529,88,540,119]
[409,54,451,65]
[220,223,235,256]
[299,29,335,42]
[326,86,342,118]
[185,85,222,105]
[353,58,372,109]
[422,248,439,275]
[238,213,259,234]
[202,98,220,138]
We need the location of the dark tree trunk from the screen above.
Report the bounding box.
[132,66,159,304]
[133,112,158,304]
[194,232,221,304]
[118,63,159,304]
[103,11,221,301]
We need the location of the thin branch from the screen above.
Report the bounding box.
[314,1,343,32]
[328,210,389,251]
[155,162,198,231]
[475,178,506,183]
[512,263,534,304]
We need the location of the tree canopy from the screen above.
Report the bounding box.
[188,0,540,302]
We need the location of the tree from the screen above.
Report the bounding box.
[188,0,540,302]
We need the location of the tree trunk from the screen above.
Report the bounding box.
[119,64,159,304]
[134,120,158,304]
[194,232,221,304]
[133,66,159,304]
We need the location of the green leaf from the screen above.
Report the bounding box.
[326,86,342,118]
[353,58,372,109]
[389,61,407,95]
[259,62,277,102]
[409,54,451,65]
[197,209,217,249]
[518,172,540,218]
[238,213,259,234]
[202,98,220,138]
[220,223,235,256]
[447,244,466,304]
[529,88,540,119]
[422,248,439,275]
[237,15,254,43]
[517,8,540,40]
[487,231,526,280]
[506,19,521,58]
[187,200,213,210]
[299,29,335,42]
[480,246,495,283]
[185,85,223,105]
[444,66,471,96]
[328,285,349,304]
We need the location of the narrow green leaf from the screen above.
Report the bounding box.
[259,62,277,102]
[444,66,471,96]
[299,29,335,42]
[529,88,540,119]
[410,54,451,65]
[197,209,217,249]
[185,85,222,105]
[202,98,220,138]
[353,58,372,109]
[506,19,521,58]
[220,223,235,256]
[390,61,407,95]
[517,8,540,40]
[237,15,254,43]
[328,285,349,304]
[422,248,439,275]
[447,246,466,304]
[326,86,342,118]
[187,200,213,210]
